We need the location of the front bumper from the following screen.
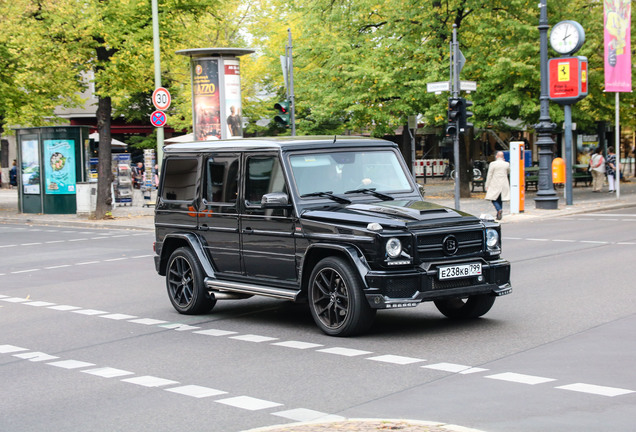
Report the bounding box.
[364,258,512,309]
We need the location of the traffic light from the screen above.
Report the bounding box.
[459,97,473,132]
[274,100,291,127]
[446,97,460,137]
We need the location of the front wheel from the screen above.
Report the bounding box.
[166,247,216,315]
[308,257,376,337]
[434,294,495,319]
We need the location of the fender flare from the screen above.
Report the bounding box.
[159,232,216,278]
[300,243,371,290]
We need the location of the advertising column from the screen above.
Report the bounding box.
[177,48,254,141]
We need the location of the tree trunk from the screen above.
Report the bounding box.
[95,96,113,219]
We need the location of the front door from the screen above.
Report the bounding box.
[240,153,297,284]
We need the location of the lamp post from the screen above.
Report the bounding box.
[534,0,559,209]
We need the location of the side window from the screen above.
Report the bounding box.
[204,154,239,205]
[161,158,198,201]
[245,156,287,206]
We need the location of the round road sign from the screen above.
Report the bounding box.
[152,87,171,111]
[150,110,167,127]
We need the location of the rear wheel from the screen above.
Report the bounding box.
[166,247,216,314]
[308,257,376,336]
[434,294,495,319]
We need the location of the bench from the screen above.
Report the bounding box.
[471,177,486,192]
[525,175,539,191]
[573,171,592,187]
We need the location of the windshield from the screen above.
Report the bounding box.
[289,150,413,197]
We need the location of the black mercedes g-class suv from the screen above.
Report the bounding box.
[154,136,511,336]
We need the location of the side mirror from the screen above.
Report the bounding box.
[261,192,292,209]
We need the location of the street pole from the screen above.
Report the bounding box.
[151,0,163,169]
[287,29,296,137]
[615,92,621,198]
[451,25,461,211]
[534,0,559,209]
[564,104,573,205]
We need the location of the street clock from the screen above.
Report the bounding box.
[550,20,585,55]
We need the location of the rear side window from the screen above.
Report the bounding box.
[205,155,239,204]
[161,158,198,201]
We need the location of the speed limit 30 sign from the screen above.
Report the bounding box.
[152,87,171,111]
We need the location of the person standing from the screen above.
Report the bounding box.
[589,147,605,192]
[485,151,510,220]
[9,160,18,189]
[606,146,617,193]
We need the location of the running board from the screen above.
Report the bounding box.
[205,278,300,301]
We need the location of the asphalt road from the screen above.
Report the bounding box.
[1,208,635,432]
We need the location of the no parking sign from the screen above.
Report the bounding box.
[150,110,167,127]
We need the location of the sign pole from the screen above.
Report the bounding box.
[451,25,461,211]
[564,104,573,205]
[615,92,621,198]
[287,29,296,137]
[151,0,164,169]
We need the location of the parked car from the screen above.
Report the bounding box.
[153,136,511,336]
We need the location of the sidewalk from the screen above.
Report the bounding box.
[1,179,635,230]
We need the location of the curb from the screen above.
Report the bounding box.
[0,215,154,231]
[243,418,486,432]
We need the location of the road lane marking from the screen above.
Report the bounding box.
[45,240,65,244]
[367,354,425,365]
[122,376,179,387]
[526,238,550,242]
[72,309,108,316]
[556,383,635,397]
[24,301,56,307]
[215,395,283,411]
[20,242,42,246]
[0,245,17,248]
[423,363,488,374]
[165,385,227,398]
[13,352,59,362]
[272,341,323,350]
[485,372,557,385]
[82,367,135,378]
[229,334,279,343]
[100,313,137,320]
[160,323,200,331]
[76,261,100,265]
[0,345,29,353]
[317,347,373,357]
[0,297,30,302]
[580,241,608,244]
[129,318,168,325]
[551,239,576,243]
[68,238,88,242]
[272,408,344,422]
[47,359,96,369]
[193,329,238,337]
[45,265,72,269]
[48,305,81,311]
[11,269,40,274]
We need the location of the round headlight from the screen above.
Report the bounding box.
[486,228,499,248]
[386,238,402,258]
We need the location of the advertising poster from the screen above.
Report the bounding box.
[44,139,76,194]
[604,0,632,92]
[193,59,221,140]
[224,59,243,138]
[21,139,40,194]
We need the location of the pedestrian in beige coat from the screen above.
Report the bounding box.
[485,151,510,220]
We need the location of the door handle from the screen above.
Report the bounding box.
[243,227,254,234]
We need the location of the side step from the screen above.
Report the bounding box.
[205,278,300,301]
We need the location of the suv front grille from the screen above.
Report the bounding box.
[416,227,484,261]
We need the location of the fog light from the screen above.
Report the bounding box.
[477,275,484,282]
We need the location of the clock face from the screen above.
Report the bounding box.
[550,21,584,55]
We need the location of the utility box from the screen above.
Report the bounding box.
[76,182,97,217]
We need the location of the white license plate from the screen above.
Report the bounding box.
[438,263,482,280]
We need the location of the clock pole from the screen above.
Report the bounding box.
[534,0,559,210]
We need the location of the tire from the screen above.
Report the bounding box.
[166,247,216,315]
[308,257,376,337]
[434,294,495,319]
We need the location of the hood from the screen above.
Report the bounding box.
[301,200,478,228]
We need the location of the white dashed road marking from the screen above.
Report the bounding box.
[229,334,279,343]
[367,354,424,365]
[0,345,28,353]
[423,363,488,374]
[72,309,107,316]
[317,347,373,357]
[556,383,635,397]
[216,395,283,411]
[100,313,137,320]
[122,376,179,387]
[165,385,227,398]
[193,329,238,337]
[129,318,168,325]
[160,323,200,331]
[24,301,56,307]
[13,352,59,362]
[48,360,96,369]
[485,372,557,385]
[272,341,323,350]
[48,305,81,311]
[82,367,134,378]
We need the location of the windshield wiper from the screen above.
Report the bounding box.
[300,191,351,204]
[344,188,394,201]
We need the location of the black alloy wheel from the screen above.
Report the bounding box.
[166,247,216,315]
[308,257,375,336]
